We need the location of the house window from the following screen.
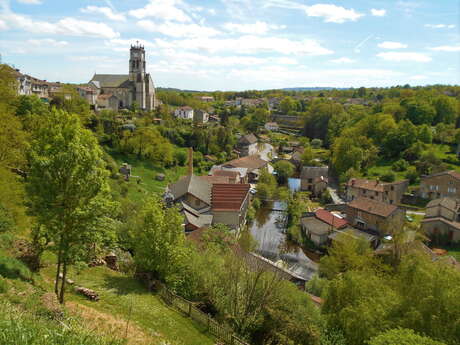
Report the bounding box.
[448,187,456,193]
[308,178,313,183]
[363,190,367,194]
[390,200,393,204]
[375,191,378,196]
[390,186,394,191]
[370,196,374,200]
[430,185,439,191]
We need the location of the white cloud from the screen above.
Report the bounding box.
[223,21,286,35]
[17,0,41,4]
[137,20,221,38]
[263,1,363,23]
[330,57,355,64]
[377,52,431,62]
[129,0,191,22]
[28,38,68,46]
[429,44,460,52]
[0,20,8,30]
[81,6,126,21]
[378,41,408,49]
[371,8,386,16]
[409,75,428,80]
[304,4,363,23]
[0,12,120,38]
[153,35,333,55]
[425,24,455,29]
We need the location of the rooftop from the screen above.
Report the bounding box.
[238,133,258,145]
[211,184,250,211]
[315,209,347,228]
[422,170,460,181]
[169,175,212,205]
[347,178,408,192]
[348,197,398,218]
[300,166,329,179]
[224,155,267,171]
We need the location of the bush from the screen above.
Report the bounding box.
[311,138,323,149]
[0,277,7,293]
[405,166,419,184]
[380,172,395,182]
[0,254,32,281]
[369,328,446,345]
[392,159,409,172]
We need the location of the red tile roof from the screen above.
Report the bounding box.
[212,184,250,211]
[315,209,347,229]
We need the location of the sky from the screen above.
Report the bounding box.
[0,0,459,91]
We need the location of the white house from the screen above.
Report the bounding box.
[264,122,279,131]
[174,106,194,120]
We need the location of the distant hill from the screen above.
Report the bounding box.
[281,87,351,91]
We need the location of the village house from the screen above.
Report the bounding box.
[222,155,273,183]
[198,96,214,102]
[346,178,409,205]
[301,209,348,246]
[237,133,259,157]
[421,197,460,245]
[97,94,119,111]
[264,122,279,131]
[300,166,329,196]
[328,226,378,248]
[419,170,460,200]
[346,197,406,235]
[174,106,194,120]
[193,109,209,124]
[209,167,247,183]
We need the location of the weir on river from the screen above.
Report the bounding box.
[249,200,318,281]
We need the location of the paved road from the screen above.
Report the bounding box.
[406,210,426,216]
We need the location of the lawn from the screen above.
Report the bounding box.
[39,262,215,345]
[435,245,460,261]
[106,148,188,201]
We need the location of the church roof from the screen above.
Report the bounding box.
[91,74,131,88]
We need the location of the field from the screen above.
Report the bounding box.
[106,148,188,200]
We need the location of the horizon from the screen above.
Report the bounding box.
[1,0,459,91]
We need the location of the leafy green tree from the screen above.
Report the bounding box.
[279,96,296,113]
[433,95,457,124]
[418,124,433,144]
[301,145,315,165]
[27,110,116,304]
[402,99,436,125]
[132,196,190,292]
[369,328,446,345]
[273,160,294,184]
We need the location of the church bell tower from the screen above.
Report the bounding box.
[129,42,146,109]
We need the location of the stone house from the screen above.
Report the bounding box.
[193,109,209,124]
[264,122,279,131]
[237,133,258,156]
[328,226,378,248]
[300,166,329,196]
[346,178,409,205]
[301,209,347,246]
[222,155,273,183]
[174,106,194,120]
[419,171,460,200]
[421,197,460,244]
[97,94,119,110]
[346,197,406,235]
[167,174,250,231]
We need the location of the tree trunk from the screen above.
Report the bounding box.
[54,242,63,296]
[59,258,68,304]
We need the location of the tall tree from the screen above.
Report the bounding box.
[27,110,115,304]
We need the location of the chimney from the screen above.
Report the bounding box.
[188,147,193,176]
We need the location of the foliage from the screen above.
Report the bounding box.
[368,328,447,345]
[380,171,396,182]
[26,110,116,303]
[273,160,294,184]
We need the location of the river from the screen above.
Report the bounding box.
[249,200,318,281]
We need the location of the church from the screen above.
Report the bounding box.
[82,43,157,111]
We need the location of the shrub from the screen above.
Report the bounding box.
[380,172,395,182]
[311,138,323,149]
[392,159,409,172]
[405,166,419,184]
[0,277,7,293]
[0,254,32,281]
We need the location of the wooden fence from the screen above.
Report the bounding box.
[158,286,250,345]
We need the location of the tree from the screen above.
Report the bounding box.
[27,110,115,304]
[402,99,436,125]
[418,125,433,144]
[279,96,296,114]
[273,160,294,184]
[433,95,457,125]
[132,196,190,292]
[369,328,446,345]
[301,145,315,166]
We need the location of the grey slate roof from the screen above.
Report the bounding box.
[427,197,458,211]
[328,227,377,243]
[300,166,329,179]
[238,133,258,146]
[301,216,331,236]
[169,175,212,205]
[90,74,131,88]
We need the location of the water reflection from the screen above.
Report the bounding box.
[249,202,318,281]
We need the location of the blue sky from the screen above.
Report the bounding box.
[0,0,459,90]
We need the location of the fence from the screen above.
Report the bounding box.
[158,286,250,345]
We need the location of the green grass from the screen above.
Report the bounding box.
[436,245,460,261]
[40,263,214,345]
[105,148,187,200]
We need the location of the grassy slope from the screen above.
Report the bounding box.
[38,258,214,345]
[366,144,460,182]
[0,245,214,345]
[106,148,188,200]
